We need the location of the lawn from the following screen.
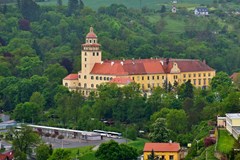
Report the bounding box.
[127,138,149,152]
[63,146,96,160]
[217,129,236,154]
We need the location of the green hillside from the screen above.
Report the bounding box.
[38,0,213,9]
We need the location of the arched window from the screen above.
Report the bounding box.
[65,83,68,86]
[91,84,94,88]
[84,83,87,88]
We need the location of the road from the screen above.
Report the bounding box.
[42,136,127,149]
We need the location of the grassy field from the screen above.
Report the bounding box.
[63,146,96,160]
[127,138,149,152]
[217,129,236,154]
[38,0,213,9]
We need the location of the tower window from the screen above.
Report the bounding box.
[65,83,68,86]
[85,52,87,56]
[142,76,144,80]
[104,77,106,80]
[93,40,95,43]
[152,76,154,80]
[85,64,87,68]
[100,77,102,80]
[97,52,99,56]
[79,75,81,79]
[91,76,94,80]
[96,76,99,80]
[90,40,92,43]
[157,76,159,80]
[93,52,95,56]
[85,58,87,61]
[84,75,87,79]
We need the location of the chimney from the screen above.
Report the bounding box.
[203,59,206,64]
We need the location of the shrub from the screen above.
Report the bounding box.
[204,137,216,147]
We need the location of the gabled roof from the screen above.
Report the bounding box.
[144,143,180,152]
[165,59,214,73]
[90,58,214,75]
[110,77,133,84]
[0,151,14,160]
[63,74,78,80]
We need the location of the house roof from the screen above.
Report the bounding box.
[230,72,240,81]
[144,143,180,152]
[63,74,78,80]
[110,77,133,84]
[90,58,214,75]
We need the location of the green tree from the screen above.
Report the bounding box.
[36,143,52,160]
[166,109,188,134]
[95,140,138,160]
[48,149,71,160]
[30,92,46,108]
[211,71,232,90]
[19,0,41,21]
[13,102,41,123]
[16,56,43,78]
[44,63,67,84]
[10,125,41,160]
[67,0,78,15]
[149,118,170,142]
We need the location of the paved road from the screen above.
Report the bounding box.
[42,136,127,149]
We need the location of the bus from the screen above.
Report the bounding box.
[107,131,122,138]
[93,130,108,137]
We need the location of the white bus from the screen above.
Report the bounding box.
[93,130,108,136]
[107,131,122,138]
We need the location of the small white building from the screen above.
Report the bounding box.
[226,113,240,140]
[194,7,209,16]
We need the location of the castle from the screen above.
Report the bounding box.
[63,27,216,96]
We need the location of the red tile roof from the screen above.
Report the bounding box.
[144,143,180,152]
[63,74,78,80]
[230,72,240,80]
[165,59,214,73]
[82,43,101,47]
[90,58,214,75]
[110,77,133,84]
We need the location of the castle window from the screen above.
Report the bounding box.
[193,79,196,85]
[148,84,150,88]
[93,52,95,56]
[132,77,135,81]
[84,83,87,88]
[198,73,201,77]
[208,73,211,77]
[193,74,196,77]
[65,83,68,86]
[100,77,102,80]
[78,83,81,86]
[91,76,94,80]
[104,77,106,80]
[189,74,191,78]
[93,40,95,43]
[147,76,150,80]
[157,76,159,80]
[85,58,87,61]
[107,77,109,80]
[198,79,201,85]
[79,75,81,79]
[85,64,87,68]
[183,74,186,78]
[91,84,94,88]
[96,76,99,80]
[90,40,92,43]
[84,75,87,79]
[203,73,206,77]
[97,52,99,56]
[162,76,164,79]
[203,78,206,85]
[152,76,154,80]
[142,76,144,80]
[85,52,87,56]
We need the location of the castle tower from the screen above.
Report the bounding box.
[81,27,102,75]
